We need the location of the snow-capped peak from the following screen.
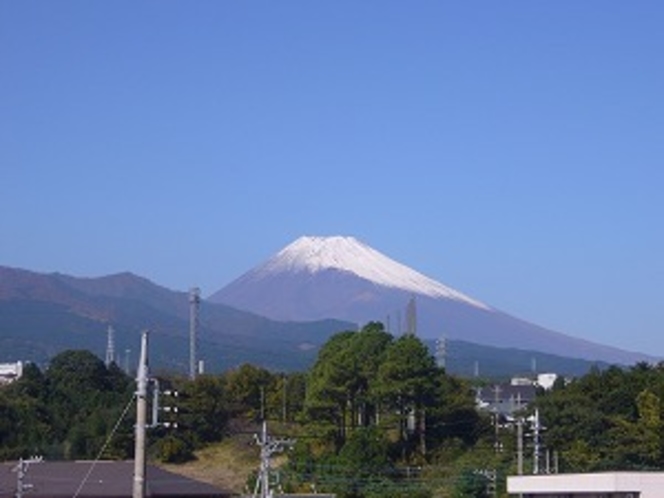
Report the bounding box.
[258,236,489,310]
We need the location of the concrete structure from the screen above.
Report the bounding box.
[508,472,664,497]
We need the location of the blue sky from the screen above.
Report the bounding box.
[2,2,663,356]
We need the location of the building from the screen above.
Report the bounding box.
[536,373,558,390]
[0,460,231,498]
[508,472,664,497]
[0,361,23,385]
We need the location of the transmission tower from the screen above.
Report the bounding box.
[105,325,116,367]
[189,287,201,380]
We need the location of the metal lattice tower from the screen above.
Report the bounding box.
[189,287,201,380]
[105,325,116,367]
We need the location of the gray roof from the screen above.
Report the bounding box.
[0,460,231,498]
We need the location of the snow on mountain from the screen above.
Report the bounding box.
[209,235,657,365]
[256,236,490,310]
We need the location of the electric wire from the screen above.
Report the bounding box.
[72,394,135,498]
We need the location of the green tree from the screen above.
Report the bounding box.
[538,363,664,471]
[454,469,489,498]
[224,363,273,420]
[44,350,133,459]
[332,426,392,498]
[305,324,394,450]
[156,433,195,463]
[375,335,437,459]
[181,374,229,445]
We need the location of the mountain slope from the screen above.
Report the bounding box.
[0,266,352,371]
[0,265,617,378]
[209,236,656,365]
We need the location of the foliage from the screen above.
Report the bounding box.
[224,363,274,420]
[0,352,134,460]
[179,374,228,445]
[156,433,195,463]
[536,361,664,472]
[453,469,489,498]
[7,324,664,497]
[297,324,482,496]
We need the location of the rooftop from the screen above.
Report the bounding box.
[0,460,231,498]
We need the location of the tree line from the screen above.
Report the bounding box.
[2,322,664,497]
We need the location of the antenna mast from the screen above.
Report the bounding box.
[405,296,417,336]
[189,287,201,380]
[105,325,115,367]
[435,336,447,369]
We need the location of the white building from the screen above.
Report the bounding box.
[508,472,664,497]
[0,361,23,385]
[536,373,558,390]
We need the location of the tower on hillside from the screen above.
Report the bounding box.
[405,296,417,336]
[436,336,447,369]
[189,287,201,380]
[105,325,115,367]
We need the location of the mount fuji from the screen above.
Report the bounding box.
[209,236,654,366]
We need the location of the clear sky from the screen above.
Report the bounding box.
[2,2,663,356]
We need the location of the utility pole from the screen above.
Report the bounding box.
[13,457,42,498]
[133,331,149,498]
[252,421,296,498]
[517,417,524,475]
[533,408,541,475]
[281,375,287,423]
[493,385,502,453]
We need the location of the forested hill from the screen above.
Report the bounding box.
[1,324,662,497]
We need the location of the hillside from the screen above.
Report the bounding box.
[0,266,352,372]
[161,436,259,494]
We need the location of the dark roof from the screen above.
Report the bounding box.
[476,384,537,403]
[0,461,232,498]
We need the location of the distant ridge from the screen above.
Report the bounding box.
[210,235,657,366]
[0,264,628,377]
[0,265,352,372]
